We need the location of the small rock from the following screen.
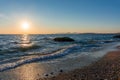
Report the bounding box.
[73,74,77,78]
[60,69,63,73]
[50,72,54,75]
[45,74,49,77]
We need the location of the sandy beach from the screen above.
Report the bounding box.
[40,49,120,80]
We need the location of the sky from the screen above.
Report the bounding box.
[0,0,120,34]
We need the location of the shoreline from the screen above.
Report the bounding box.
[41,49,120,80]
[0,43,120,80]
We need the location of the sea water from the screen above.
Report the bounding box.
[0,34,119,72]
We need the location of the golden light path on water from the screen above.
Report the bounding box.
[20,34,32,48]
[15,34,49,80]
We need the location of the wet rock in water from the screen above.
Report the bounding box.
[13,41,18,44]
[50,72,54,75]
[45,74,49,77]
[59,69,63,72]
[104,40,114,43]
[53,37,74,42]
[113,35,120,38]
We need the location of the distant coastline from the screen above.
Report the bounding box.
[0,32,119,35]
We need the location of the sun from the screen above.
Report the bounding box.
[22,22,30,30]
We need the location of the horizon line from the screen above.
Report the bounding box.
[0,32,119,35]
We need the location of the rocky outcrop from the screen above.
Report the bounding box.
[113,35,120,38]
[53,37,74,42]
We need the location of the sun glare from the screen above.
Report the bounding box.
[22,22,30,30]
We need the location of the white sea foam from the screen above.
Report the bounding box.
[0,44,80,72]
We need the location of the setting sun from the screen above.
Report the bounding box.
[22,22,30,30]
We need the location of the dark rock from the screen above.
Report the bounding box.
[45,74,49,77]
[13,41,18,44]
[73,74,77,78]
[53,37,74,42]
[60,69,63,72]
[104,40,114,43]
[50,72,54,75]
[113,35,120,38]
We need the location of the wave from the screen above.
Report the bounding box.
[0,44,80,72]
[0,44,40,55]
[0,34,119,72]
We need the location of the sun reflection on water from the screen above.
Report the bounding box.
[20,34,32,48]
[15,63,46,80]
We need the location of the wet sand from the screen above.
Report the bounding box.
[41,50,120,80]
[0,44,120,80]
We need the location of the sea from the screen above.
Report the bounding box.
[0,34,119,72]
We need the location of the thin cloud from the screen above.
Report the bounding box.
[0,13,9,20]
[0,13,5,18]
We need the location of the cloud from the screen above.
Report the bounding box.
[0,13,4,18]
[0,13,7,19]
[0,13,9,20]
